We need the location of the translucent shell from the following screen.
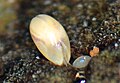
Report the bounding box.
[72,56,91,68]
[30,14,71,66]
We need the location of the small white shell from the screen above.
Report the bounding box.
[30,14,71,66]
[72,56,91,68]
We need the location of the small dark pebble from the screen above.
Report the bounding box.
[0,58,4,76]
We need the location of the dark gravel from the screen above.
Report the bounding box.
[0,0,120,83]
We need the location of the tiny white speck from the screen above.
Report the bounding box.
[110,34,113,36]
[77,4,83,8]
[37,70,41,74]
[81,80,86,83]
[92,17,96,21]
[36,56,40,59]
[83,20,88,27]
[50,68,54,71]
[32,74,36,78]
[104,21,109,25]
[118,39,120,42]
[103,35,106,38]
[114,43,118,47]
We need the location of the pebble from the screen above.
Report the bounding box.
[36,56,40,59]
[32,74,36,78]
[0,58,4,76]
[114,43,119,49]
[92,17,97,21]
[83,20,88,27]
